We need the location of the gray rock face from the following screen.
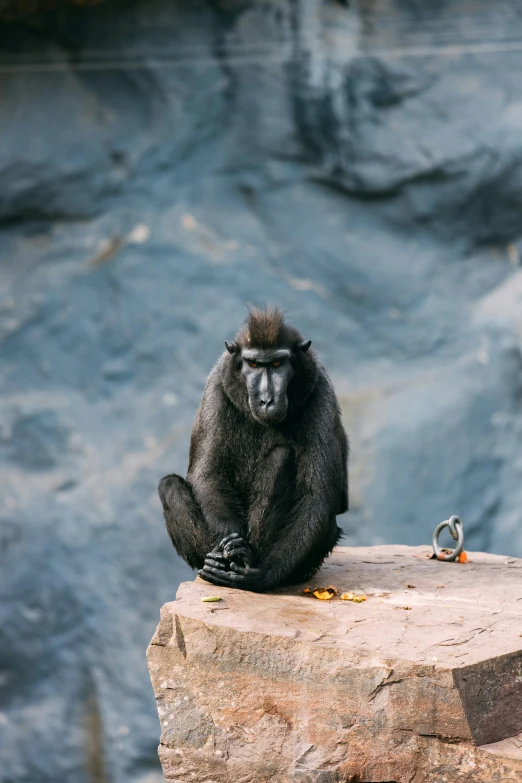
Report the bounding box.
[1,0,522,780]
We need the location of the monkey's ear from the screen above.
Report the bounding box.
[225,341,239,355]
[298,340,312,353]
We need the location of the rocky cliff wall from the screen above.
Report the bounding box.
[2,1,522,781]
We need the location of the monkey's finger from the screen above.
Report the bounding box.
[204,557,227,570]
[228,562,249,575]
[223,539,248,555]
[219,541,241,554]
[201,564,234,577]
[225,545,250,556]
[198,569,229,586]
[201,563,248,583]
[198,569,244,588]
[206,551,226,562]
[200,574,236,587]
[225,547,252,562]
[219,533,241,549]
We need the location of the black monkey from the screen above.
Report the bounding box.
[158,307,348,592]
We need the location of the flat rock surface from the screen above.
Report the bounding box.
[174,545,522,668]
[149,546,522,783]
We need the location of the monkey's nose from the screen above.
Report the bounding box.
[260,397,273,408]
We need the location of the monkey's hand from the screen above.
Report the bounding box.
[218,533,254,567]
[201,549,228,573]
[198,561,265,592]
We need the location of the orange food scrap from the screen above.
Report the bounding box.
[458,551,469,564]
[312,586,338,600]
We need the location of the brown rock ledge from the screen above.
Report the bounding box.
[147,545,522,783]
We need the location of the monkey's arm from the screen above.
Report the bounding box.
[187,383,249,547]
[189,469,245,541]
[190,465,255,575]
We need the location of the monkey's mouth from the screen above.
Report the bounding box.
[249,402,287,426]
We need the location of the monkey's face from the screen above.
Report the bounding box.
[240,348,294,426]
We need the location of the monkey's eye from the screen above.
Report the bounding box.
[272,361,280,367]
[247,361,258,368]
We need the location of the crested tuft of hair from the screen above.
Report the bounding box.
[237,306,292,348]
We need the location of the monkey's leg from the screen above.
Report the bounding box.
[282,519,343,586]
[158,474,224,571]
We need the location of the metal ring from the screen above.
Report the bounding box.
[432,515,464,561]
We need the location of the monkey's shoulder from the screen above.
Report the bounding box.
[297,370,342,425]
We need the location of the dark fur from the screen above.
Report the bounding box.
[237,305,287,347]
[159,307,349,592]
